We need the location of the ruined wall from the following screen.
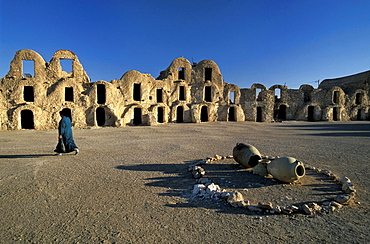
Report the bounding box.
[0,49,369,130]
[0,49,91,130]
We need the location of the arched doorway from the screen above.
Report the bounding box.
[200,106,208,122]
[308,106,315,122]
[256,107,263,122]
[96,107,105,126]
[157,107,164,123]
[21,110,34,129]
[278,105,287,120]
[228,107,236,121]
[357,109,363,120]
[133,108,142,125]
[176,106,184,123]
[333,107,340,121]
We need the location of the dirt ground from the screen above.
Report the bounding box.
[1,121,369,243]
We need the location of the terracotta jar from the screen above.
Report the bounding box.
[266,157,305,183]
[232,143,261,168]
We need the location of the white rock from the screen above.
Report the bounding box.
[192,184,206,195]
[258,202,273,210]
[338,176,351,184]
[290,205,299,211]
[330,201,343,209]
[214,154,222,160]
[274,205,282,213]
[227,192,245,207]
[342,182,355,194]
[334,194,352,205]
[206,183,221,195]
[302,204,314,215]
[308,202,322,212]
[219,192,231,199]
[321,170,331,176]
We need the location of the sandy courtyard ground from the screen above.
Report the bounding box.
[1,121,369,243]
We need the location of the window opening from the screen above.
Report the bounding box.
[97,84,106,104]
[23,86,34,102]
[96,107,105,126]
[22,60,34,77]
[228,107,236,121]
[133,107,142,125]
[21,110,35,129]
[65,87,74,102]
[205,68,212,81]
[333,91,340,104]
[156,89,163,103]
[308,106,315,122]
[304,91,311,103]
[256,88,262,101]
[204,86,212,102]
[229,91,235,104]
[133,84,141,101]
[176,106,184,123]
[179,86,185,100]
[60,59,73,73]
[157,107,164,123]
[355,93,362,105]
[178,67,185,80]
[275,89,281,102]
[200,106,208,122]
[256,107,263,122]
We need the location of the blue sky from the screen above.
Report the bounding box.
[1,0,370,89]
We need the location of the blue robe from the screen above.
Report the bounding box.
[58,116,77,152]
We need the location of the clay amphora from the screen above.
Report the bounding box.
[232,143,261,168]
[266,157,305,183]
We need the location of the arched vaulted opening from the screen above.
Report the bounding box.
[176,106,184,123]
[96,107,105,126]
[278,105,286,120]
[157,107,164,123]
[133,108,142,125]
[21,110,34,129]
[308,106,315,122]
[200,106,208,122]
[256,107,263,122]
[333,107,340,121]
[228,107,236,121]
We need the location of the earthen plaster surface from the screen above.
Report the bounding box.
[0,49,369,130]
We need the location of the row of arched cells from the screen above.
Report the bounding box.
[17,105,237,129]
[18,105,364,129]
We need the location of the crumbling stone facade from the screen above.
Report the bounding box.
[0,49,369,130]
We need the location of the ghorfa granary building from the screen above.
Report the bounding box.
[0,49,369,130]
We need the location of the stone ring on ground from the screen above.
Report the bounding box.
[188,155,357,215]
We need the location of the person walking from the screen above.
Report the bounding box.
[54,110,79,155]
